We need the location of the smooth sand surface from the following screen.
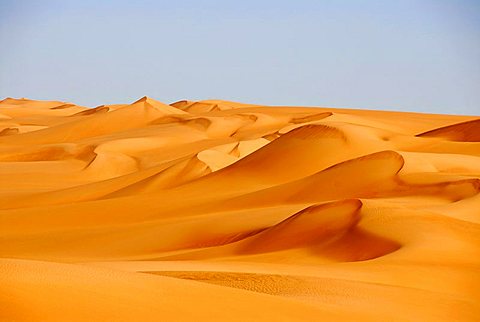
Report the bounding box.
[0,97,479,321]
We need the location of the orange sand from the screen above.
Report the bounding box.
[0,97,479,321]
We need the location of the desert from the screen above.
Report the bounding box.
[0,96,479,321]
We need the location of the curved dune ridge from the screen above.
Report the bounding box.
[417,118,480,142]
[0,97,479,321]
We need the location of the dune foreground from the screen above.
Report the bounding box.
[0,97,479,321]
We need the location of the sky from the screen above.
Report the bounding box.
[0,0,479,114]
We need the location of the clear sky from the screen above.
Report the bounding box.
[1,0,479,114]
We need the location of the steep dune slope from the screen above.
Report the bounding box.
[417,118,480,142]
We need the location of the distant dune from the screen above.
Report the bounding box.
[0,97,479,321]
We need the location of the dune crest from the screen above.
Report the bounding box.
[0,97,479,321]
[417,118,480,142]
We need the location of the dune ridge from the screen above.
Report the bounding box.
[0,97,479,321]
[417,118,480,142]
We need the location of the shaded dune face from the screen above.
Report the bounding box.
[161,200,401,263]
[0,97,479,321]
[417,118,480,142]
[239,200,365,253]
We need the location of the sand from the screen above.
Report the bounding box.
[0,96,479,321]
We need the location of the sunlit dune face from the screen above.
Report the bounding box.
[0,97,479,321]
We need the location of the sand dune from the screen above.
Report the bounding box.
[0,97,479,321]
[417,118,480,142]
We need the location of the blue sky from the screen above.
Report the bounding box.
[0,0,479,114]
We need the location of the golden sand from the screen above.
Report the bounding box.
[0,97,479,321]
